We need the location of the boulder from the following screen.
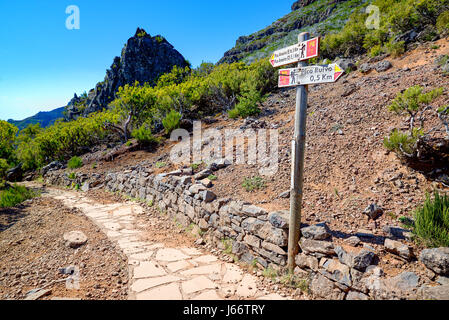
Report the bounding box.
[241,217,265,233]
[382,226,411,240]
[278,190,290,198]
[384,238,414,261]
[200,178,212,187]
[232,241,249,256]
[6,164,23,182]
[359,63,373,73]
[375,60,392,72]
[386,271,419,292]
[299,238,335,256]
[241,204,267,217]
[363,203,383,220]
[244,234,261,248]
[262,241,287,256]
[334,245,375,271]
[335,58,356,72]
[194,169,213,180]
[268,210,289,229]
[257,222,288,246]
[395,29,418,44]
[212,158,232,169]
[417,284,449,300]
[63,231,88,248]
[321,259,352,287]
[344,236,361,247]
[301,222,331,240]
[295,253,319,270]
[41,161,64,176]
[310,273,345,300]
[201,190,216,203]
[345,291,369,300]
[419,247,449,276]
[81,182,90,192]
[188,183,206,194]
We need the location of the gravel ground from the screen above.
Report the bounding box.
[0,196,129,300]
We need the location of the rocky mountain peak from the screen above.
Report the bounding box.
[65,27,188,120]
[291,0,318,11]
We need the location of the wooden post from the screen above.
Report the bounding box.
[287,32,309,273]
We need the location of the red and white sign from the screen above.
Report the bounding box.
[278,64,343,87]
[269,37,319,68]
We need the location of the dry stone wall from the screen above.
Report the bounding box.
[103,167,290,270]
[43,163,449,300]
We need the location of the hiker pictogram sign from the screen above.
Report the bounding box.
[269,37,319,68]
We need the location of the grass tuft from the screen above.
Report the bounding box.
[413,191,449,247]
[0,184,38,208]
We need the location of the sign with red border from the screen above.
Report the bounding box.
[278,64,343,87]
[270,37,320,68]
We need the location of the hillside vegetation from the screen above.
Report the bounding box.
[9,60,276,172]
[1,0,448,178]
[220,0,449,63]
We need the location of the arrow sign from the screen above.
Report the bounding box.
[270,37,319,67]
[278,64,343,87]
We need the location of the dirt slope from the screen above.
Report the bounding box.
[65,39,449,280]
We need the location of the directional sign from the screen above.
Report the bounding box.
[269,37,319,67]
[278,64,343,87]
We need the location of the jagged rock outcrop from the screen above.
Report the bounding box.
[65,28,188,120]
[291,0,318,11]
[64,93,84,120]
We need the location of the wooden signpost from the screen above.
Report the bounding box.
[270,32,343,272]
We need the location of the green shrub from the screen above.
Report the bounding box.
[413,191,449,247]
[16,111,118,170]
[242,176,266,192]
[320,0,448,60]
[67,156,83,169]
[437,11,449,36]
[0,120,18,164]
[155,161,166,168]
[386,39,405,57]
[0,184,37,208]
[0,158,9,181]
[388,85,443,133]
[155,35,165,43]
[137,30,147,38]
[370,45,383,57]
[190,162,202,170]
[68,172,76,180]
[228,89,262,119]
[383,129,421,155]
[436,54,449,67]
[162,110,181,134]
[132,122,157,145]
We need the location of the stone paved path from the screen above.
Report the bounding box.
[33,184,290,300]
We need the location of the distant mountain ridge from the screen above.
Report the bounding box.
[7,107,65,131]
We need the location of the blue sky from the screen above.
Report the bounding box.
[0,0,294,121]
